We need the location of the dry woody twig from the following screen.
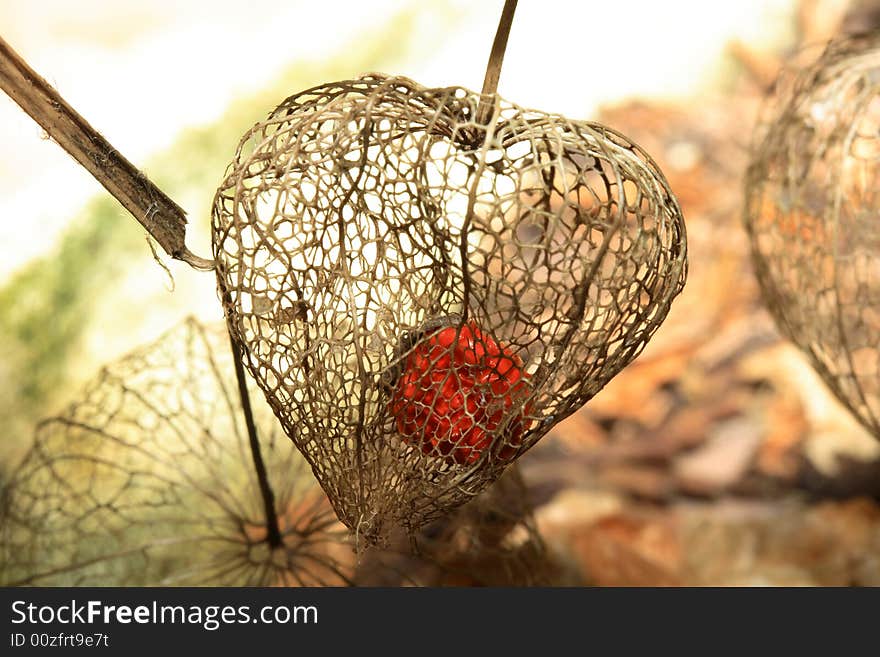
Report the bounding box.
[0,35,214,271]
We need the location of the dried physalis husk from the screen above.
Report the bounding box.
[0,318,354,586]
[212,74,687,543]
[744,34,880,438]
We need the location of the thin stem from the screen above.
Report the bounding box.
[228,331,283,549]
[476,0,518,125]
[0,34,214,271]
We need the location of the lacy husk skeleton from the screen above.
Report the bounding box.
[213,74,687,542]
[745,33,880,439]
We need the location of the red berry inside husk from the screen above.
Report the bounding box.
[388,320,531,465]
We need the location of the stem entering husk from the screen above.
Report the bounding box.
[476,0,519,125]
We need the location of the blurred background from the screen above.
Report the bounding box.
[2,0,880,585]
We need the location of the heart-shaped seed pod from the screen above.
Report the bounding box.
[212,74,687,543]
[744,34,880,439]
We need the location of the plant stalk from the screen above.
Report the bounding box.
[0,34,213,271]
[476,0,518,125]
[228,331,284,549]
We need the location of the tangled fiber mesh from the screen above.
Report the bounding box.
[745,34,880,438]
[213,74,688,542]
[0,318,354,586]
[357,465,560,586]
